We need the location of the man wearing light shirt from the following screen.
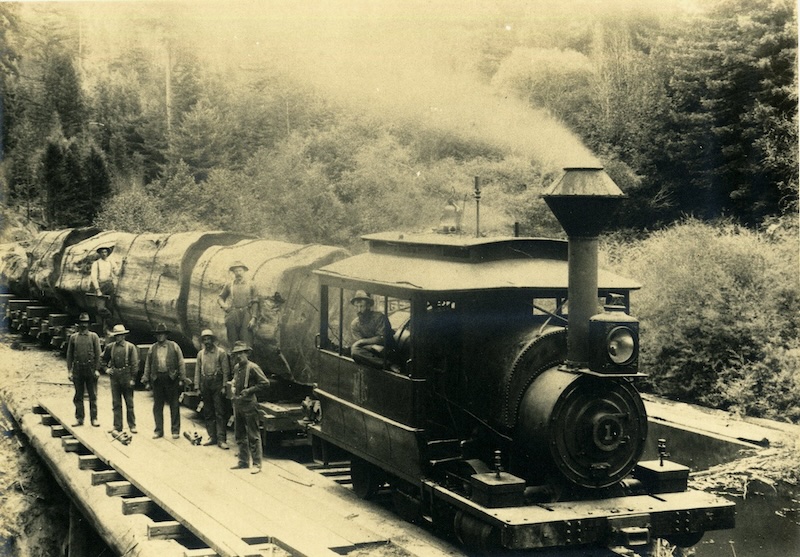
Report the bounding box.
[90,245,119,335]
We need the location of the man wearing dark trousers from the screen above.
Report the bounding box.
[142,323,186,439]
[194,329,231,449]
[66,313,101,427]
[90,245,119,335]
[218,261,260,346]
[228,341,270,474]
[102,324,139,434]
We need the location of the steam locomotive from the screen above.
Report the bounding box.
[1,167,734,553]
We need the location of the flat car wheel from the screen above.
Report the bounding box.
[350,456,383,500]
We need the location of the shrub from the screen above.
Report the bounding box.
[94,187,191,233]
[607,217,800,421]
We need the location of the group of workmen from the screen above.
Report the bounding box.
[66,255,270,474]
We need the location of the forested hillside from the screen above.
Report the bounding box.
[0,0,798,420]
[0,0,796,243]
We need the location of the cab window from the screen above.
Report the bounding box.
[319,285,410,372]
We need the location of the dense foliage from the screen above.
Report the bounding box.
[0,1,796,235]
[607,217,800,422]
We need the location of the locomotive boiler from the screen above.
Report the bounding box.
[0,167,735,553]
[306,167,735,550]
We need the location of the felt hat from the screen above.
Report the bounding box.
[153,322,169,335]
[350,290,374,306]
[96,245,114,255]
[229,261,249,272]
[77,312,91,323]
[230,341,252,354]
[110,324,129,335]
[200,329,215,339]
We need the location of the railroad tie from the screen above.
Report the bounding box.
[91,470,122,485]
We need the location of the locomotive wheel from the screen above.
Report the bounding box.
[453,510,497,551]
[665,531,705,548]
[350,456,385,500]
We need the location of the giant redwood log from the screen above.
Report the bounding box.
[27,228,100,310]
[187,239,349,384]
[4,227,351,383]
[58,231,248,345]
[0,241,29,295]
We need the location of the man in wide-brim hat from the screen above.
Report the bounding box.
[142,323,187,439]
[102,324,138,434]
[195,328,231,450]
[349,290,394,369]
[90,244,119,335]
[228,341,270,473]
[65,312,101,427]
[218,260,259,346]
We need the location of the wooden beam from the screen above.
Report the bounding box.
[51,425,68,437]
[121,496,156,516]
[77,455,103,470]
[182,549,218,557]
[105,480,139,497]
[148,520,188,540]
[62,438,82,453]
[91,470,122,485]
[41,414,58,426]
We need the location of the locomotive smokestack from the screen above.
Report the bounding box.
[542,167,626,369]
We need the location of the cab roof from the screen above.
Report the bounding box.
[315,232,641,294]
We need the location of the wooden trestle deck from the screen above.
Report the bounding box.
[20,395,460,557]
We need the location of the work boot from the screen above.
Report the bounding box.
[218,441,229,450]
[91,419,100,427]
[203,438,217,446]
[72,420,83,427]
[250,465,262,475]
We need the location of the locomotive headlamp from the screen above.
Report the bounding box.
[607,326,636,365]
[588,309,640,375]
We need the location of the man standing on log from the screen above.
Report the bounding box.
[90,245,119,335]
[194,329,231,450]
[228,341,270,474]
[66,312,101,427]
[218,261,259,346]
[102,324,139,434]
[142,323,186,439]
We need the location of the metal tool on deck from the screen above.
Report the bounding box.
[183,431,202,445]
[109,430,132,445]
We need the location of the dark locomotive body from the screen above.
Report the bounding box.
[308,232,732,550]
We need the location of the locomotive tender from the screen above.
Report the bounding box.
[0,167,734,552]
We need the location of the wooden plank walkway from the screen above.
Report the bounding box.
[30,395,459,557]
